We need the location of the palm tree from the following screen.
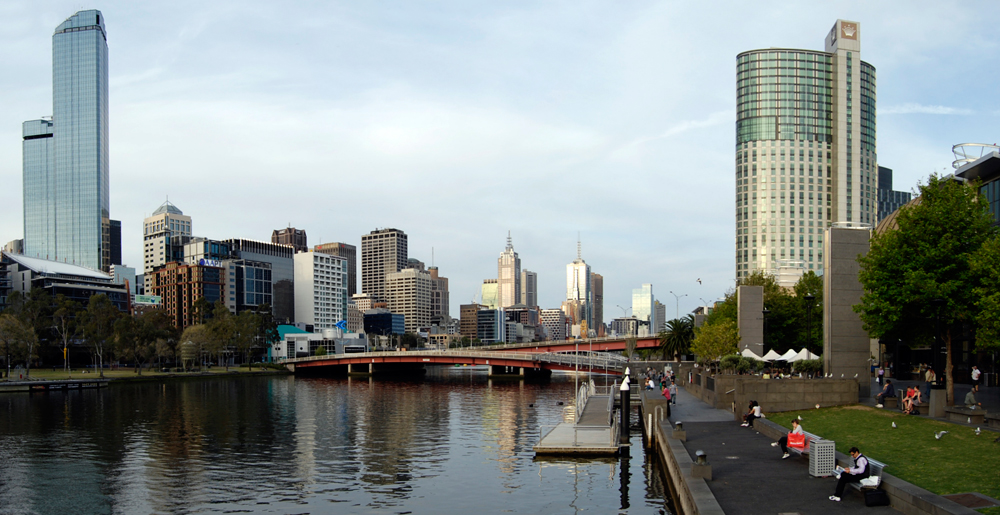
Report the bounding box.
[659,316,694,361]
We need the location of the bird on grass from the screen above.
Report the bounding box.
[934,431,949,440]
[892,422,897,428]
[975,427,981,436]
[798,415,803,421]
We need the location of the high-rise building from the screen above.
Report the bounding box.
[632,284,656,336]
[540,309,568,341]
[351,293,375,312]
[654,300,667,333]
[23,10,110,272]
[315,242,357,295]
[386,267,431,334]
[876,166,912,223]
[225,238,295,323]
[497,233,521,308]
[272,227,308,253]
[428,266,450,325]
[361,228,407,302]
[565,241,592,327]
[591,272,603,335]
[459,303,485,338]
[109,220,121,267]
[520,270,537,307]
[736,20,876,279]
[143,201,193,291]
[481,279,499,309]
[221,259,272,314]
[294,251,347,332]
[148,261,225,329]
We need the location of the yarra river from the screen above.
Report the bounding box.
[0,369,676,514]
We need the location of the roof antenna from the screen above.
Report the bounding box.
[577,232,581,260]
[506,230,513,250]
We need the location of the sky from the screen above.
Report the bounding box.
[2,1,999,321]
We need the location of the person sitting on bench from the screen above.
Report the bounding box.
[875,380,895,407]
[830,446,869,502]
[771,419,803,459]
[741,400,762,428]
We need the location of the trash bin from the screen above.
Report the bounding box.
[809,438,836,477]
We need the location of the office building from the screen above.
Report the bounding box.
[566,242,592,328]
[351,293,376,312]
[272,227,307,253]
[611,317,639,337]
[361,228,407,302]
[148,261,225,328]
[225,238,295,322]
[183,238,232,265]
[294,251,347,332]
[520,270,537,307]
[428,266,450,325]
[143,201,193,291]
[632,284,656,336]
[591,272,603,335]
[654,300,666,333]
[954,147,1000,224]
[347,302,363,333]
[364,309,405,336]
[4,253,128,311]
[477,309,504,344]
[110,264,137,295]
[225,259,272,314]
[497,233,520,308]
[386,267,431,334]
[460,303,485,338]
[481,279,499,309]
[109,220,121,267]
[736,20,877,279]
[22,10,110,273]
[3,240,24,255]
[540,309,568,341]
[315,242,357,295]
[876,166,912,223]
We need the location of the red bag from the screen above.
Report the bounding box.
[787,432,805,448]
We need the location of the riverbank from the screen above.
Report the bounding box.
[1,366,291,385]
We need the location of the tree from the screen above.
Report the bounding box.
[690,319,740,368]
[82,294,121,378]
[207,301,234,370]
[253,304,279,365]
[180,324,211,371]
[0,314,38,378]
[193,297,214,325]
[52,295,82,374]
[659,316,694,361]
[115,311,175,375]
[855,175,996,405]
[232,311,258,368]
[970,233,1000,352]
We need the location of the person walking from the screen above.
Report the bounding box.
[669,381,678,405]
[830,447,869,502]
[971,365,981,389]
[877,365,884,386]
[924,367,936,398]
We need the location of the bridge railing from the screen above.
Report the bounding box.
[282,349,540,364]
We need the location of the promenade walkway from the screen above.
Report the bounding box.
[667,386,896,514]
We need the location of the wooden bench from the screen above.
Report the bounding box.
[786,430,821,457]
[944,406,986,425]
[848,457,887,493]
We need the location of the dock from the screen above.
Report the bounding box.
[0,379,110,393]
[534,381,623,455]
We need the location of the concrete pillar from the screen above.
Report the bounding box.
[929,389,946,418]
[737,286,764,357]
[519,367,524,376]
[823,225,873,398]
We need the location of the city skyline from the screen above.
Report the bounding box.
[4,2,999,319]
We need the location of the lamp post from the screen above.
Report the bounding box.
[669,291,688,319]
[804,294,815,352]
[931,298,946,390]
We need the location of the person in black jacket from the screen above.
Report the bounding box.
[875,380,896,407]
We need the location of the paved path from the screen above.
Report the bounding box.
[667,387,896,514]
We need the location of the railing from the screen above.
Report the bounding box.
[283,349,627,372]
[574,380,598,423]
[534,352,627,370]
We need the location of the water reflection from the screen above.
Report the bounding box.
[0,369,674,514]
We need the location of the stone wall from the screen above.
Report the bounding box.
[734,377,859,414]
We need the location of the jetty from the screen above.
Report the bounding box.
[0,378,109,393]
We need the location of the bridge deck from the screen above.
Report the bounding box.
[534,393,620,455]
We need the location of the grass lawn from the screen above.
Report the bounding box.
[3,365,283,381]
[773,405,1000,514]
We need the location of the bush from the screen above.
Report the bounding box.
[793,359,823,376]
[719,354,762,375]
[314,346,327,356]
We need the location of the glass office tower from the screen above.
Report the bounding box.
[23,10,109,271]
[735,20,876,280]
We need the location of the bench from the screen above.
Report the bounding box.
[944,406,986,425]
[878,395,898,409]
[897,391,928,413]
[848,457,887,493]
[987,413,1000,430]
[786,430,821,457]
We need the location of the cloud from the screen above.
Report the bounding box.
[880,103,973,115]
[611,110,734,160]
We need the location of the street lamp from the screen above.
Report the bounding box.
[804,294,815,352]
[669,291,688,319]
[930,298,946,390]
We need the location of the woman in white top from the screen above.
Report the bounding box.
[741,401,762,427]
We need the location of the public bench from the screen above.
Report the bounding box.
[897,391,928,413]
[986,413,1000,430]
[847,457,887,493]
[786,430,822,457]
[944,406,986,425]
[879,395,898,409]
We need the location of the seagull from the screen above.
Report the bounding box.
[815,404,821,409]
[935,431,949,440]
[892,422,897,428]
[798,415,803,421]
[841,374,845,379]
[854,373,858,379]
[975,427,981,436]
[968,417,972,424]
[697,278,702,285]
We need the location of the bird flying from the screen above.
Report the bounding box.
[697,278,702,285]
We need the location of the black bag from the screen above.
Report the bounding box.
[865,488,890,507]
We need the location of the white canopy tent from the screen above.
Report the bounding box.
[780,349,798,362]
[762,349,784,362]
[740,348,763,360]
[790,348,820,362]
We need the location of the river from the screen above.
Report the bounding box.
[0,368,676,514]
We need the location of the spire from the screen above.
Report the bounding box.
[577,232,582,260]
[506,230,513,251]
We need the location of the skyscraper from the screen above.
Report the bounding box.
[591,272,603,335]
[315,242,357,296]
[361,228,407,302]
[497,233,520,308]
[876,166,911,222]
[143,201,192,292]
[520,270,537,308]
[632,284,656,336]
[23,10,110,272]
[736,20,876,279]
[565,240,592,328]
[428,266,450,325]
[272,227,307,253]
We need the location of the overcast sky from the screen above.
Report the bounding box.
[2,1,998,320]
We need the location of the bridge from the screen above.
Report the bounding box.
[480,335,661,354]
[283,349,630,376]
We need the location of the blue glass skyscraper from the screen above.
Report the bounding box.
[23,10,109,271]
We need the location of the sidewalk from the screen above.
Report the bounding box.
[667,387,896,514]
